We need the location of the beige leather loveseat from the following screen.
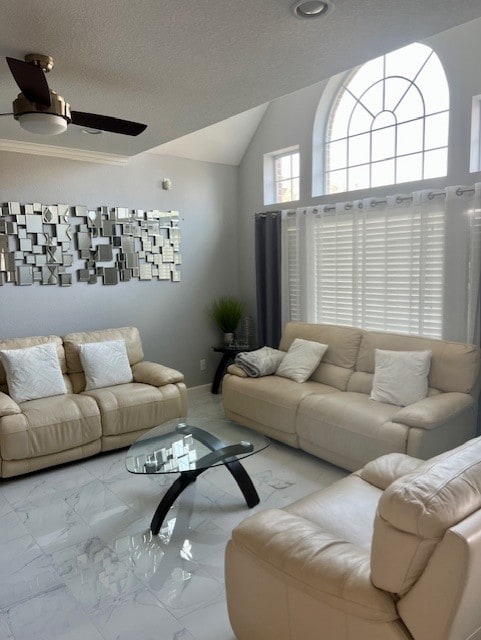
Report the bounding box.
[0,327,187,477]
[223,322,481,470]
[225,436,481,640]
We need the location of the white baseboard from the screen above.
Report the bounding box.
[187,383,212,391]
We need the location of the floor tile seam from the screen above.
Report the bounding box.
[48,537,126,575]
[9,488,76,512]
[65,481,133,523]
[15,491,79,524]
[0,488,21,513]
[61,563,147,619]
[8,550,59,585]
[170,588,227,622]
[2,581,67,616]
[68,500,133,527]
[3,530,61,579]
[5,461,106,506]
[24,525,78,555]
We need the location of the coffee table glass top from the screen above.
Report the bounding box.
[126,418,269,475]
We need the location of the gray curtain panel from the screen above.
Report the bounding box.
[255,211,282,348]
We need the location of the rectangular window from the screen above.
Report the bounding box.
[264,147,300,205]
[285,204,445,338]
[274,152,300,203]
[469,95,481,173]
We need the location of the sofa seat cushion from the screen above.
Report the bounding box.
[286,472,382,550]
[83,382,184,436]
[297,392,409,470]
[223,374,339,436]
[0,394,101,460]
[230,508,397,622]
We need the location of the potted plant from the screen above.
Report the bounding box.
[208,296,245,345]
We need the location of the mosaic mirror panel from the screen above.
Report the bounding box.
[0,203,181,286]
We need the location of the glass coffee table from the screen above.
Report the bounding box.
[126,418,269,534]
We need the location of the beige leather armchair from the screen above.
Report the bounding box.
[225,437,481,640]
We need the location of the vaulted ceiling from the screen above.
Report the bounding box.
[1,0,481,158]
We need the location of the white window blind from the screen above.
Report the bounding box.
[312,211,355,327]
[284,196,445,339]
[286,214,302,321]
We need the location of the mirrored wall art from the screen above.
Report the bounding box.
[0,203,181,286]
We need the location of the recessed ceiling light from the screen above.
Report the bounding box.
[82,128,102,135]
[291,0,332,19]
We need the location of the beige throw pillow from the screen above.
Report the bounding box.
[275,338,328,383]
[370,349,432,406]
[0,342,67,404]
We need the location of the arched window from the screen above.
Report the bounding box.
[325,43,449,194]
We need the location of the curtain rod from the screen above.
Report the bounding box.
[283,187,476,216]
[255,211,280,218]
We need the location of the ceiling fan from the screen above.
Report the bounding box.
[1,53,147,136]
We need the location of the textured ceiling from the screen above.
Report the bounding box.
[149,103,269,165]
[1,0,481,157]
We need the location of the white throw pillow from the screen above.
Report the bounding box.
[79,339,133,391]
[370,349,432,407]
[0,342,67,404]
[275,338,328,383]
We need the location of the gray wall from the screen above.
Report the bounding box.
[0,151,239,386]
[237,17,481,337]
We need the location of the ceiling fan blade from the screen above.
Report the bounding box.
[71,111,147,136]
[6,57,51,107]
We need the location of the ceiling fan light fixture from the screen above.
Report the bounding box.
[17,112,68,135]
[13,90,71,135]
[7,53,147,137]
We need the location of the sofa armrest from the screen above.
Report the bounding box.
[0,391,21,417]
[231,509,397,621]
[131,361,184,386]
[392,392,473,430]
[226,364,248,378]
[360,453,424,490]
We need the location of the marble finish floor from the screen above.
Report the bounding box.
[0,387,347,640]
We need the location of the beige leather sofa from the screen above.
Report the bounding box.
[225,436,481,640]
[0,327,187,477]
[223,322,481,470]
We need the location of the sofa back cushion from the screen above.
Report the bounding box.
[63,327,144,393]
[0,335,71,394]
[279,322,362,390]
[370,436,481,596]
[356,331,481,395]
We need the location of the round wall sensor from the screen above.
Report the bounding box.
[291,0,332,18]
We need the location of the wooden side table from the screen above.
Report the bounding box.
[211,344,256,394]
